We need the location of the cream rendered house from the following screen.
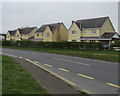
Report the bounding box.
[68,16,119,44]
[6,30,21,41]
[34,23,68,42]
[18,27,38,41]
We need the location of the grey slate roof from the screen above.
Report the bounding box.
[18,27,37,34]
[36,23,60,33]
[101,32,120,39]
[75,17,109,29]
[8,30,17,36]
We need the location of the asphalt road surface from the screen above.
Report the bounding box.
[1,48,119,94]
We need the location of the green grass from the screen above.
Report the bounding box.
[0,55,2,95]
[3,46,119,63]
[2,55,49,94]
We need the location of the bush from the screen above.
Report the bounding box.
[2,41,103,50]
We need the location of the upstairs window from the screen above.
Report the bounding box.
[72,30,77,35]
[92,29,96,34]
[37,33,39,37]
[46,33,50,37]
[83,30,86,34]
[17,35,19,37]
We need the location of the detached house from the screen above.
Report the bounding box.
[35,22,68,42]
[18,27,38,40]
[6,30,21,41]
[68,16,119,44]
[6,27,38,41]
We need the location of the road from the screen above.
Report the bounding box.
[1,48,119,94]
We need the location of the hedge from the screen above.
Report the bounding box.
[2,41,106,50]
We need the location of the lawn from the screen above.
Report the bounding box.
[2,55,49,94]
[3,46,119,63]
[0,55,2,95]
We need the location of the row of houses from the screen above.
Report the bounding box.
[6,16,120,44]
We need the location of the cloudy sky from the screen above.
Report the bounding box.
[1,2,118,34]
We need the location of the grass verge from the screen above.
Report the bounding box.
[3,46,119,63]
[2,55,49,94]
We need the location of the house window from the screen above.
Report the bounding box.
[90,40,95,43]
[92,29,96,34]
[72,40,77,42]
[17,35,19,37]
[72,30,77,35]
[83,30,86,34]
[42,33,43,36]
[37,33,39,37]
[82,40,86,42]
[46,33,50,37]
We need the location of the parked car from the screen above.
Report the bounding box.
[103,44,110,49]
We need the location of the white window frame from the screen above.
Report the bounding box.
[92,29,96,34]
[72,30,77,35]
[90,40,95,43]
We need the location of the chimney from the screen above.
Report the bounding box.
[72,20,75,24]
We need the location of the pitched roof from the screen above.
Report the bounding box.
[36,23,60,33]
[18,27,37,34]
[75,17,109,29]
[101,32,120,39]
[8,30,17,36]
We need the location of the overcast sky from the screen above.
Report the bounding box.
[1,2,118,34]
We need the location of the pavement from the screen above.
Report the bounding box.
[1,48,120,95]
[13,57,80,94]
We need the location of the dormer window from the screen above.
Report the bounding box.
[72,30,77,35]
[92,29,96,34]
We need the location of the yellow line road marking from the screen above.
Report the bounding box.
[25,59,77,86]
[44,64,52,67]
[107,83,120,88]
[77,74,94,79]
[59,68,69,72]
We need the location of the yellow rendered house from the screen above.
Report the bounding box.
[68,16,119,43]
[18,27,38,41]
[6,30,21,41]
[34,22,68,42]
[6,27,38,41]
